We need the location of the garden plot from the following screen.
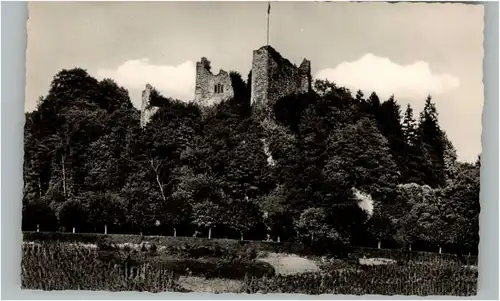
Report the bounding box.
[257,252,320,275]
[358,257,396,265]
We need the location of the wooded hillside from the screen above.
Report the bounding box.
[22,68,480,254]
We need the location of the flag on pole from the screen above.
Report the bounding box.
[266,2,271,45]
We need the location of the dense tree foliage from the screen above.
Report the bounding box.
[22,68,480,254]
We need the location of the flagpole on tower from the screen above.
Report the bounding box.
[267,1,271,46]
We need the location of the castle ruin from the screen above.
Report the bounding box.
[140,84,158,128]
[250,46,312,111]
[140,45,312,127]
[195,57,234,106]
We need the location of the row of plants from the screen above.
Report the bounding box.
[241,265,477,296]
[22,240,275,282]
[22,242,186,292]
[22,241,477,295]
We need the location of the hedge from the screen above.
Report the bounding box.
[23,231,312,255]
[23,231,476,264]
[351,247,478,265]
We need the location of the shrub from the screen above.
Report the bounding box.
[208,260,275,279]
[238,245,258,261]
[185,245,224,258]
[246,261,275,278]
[96,236,117,251]
[156,259,217,278]
[23,232,101,244]
[148,243,157,254]
[122,244,131,253]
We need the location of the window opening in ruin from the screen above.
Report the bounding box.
[214,83,224,94]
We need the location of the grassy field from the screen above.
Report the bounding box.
[21,233,478,295]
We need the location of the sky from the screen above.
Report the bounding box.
[25,1,484,163]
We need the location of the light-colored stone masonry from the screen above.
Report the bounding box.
[140,84,159,128]
[195,57,234,106]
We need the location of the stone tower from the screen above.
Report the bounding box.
[250,46,312,168]
[195,57,234,106]
[140,84,159,128]
[250,45,312,112]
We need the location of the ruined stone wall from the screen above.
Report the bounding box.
[140,84,159,128]
[250,48,270,108]
[298,59,312,93]
[194,59,234,106]
[250,46,312,113]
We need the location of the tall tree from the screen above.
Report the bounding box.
[229,71,251,116]
[323,118,399,200]
[394,183,445,250]
[258,184,293,241]
[439,162,480,252]
[442,132,459,182]
[81,191,126,233]
[294,207,342,244]
[401,103,425,183]
[355,90,365,103]
[366,92,381,117]
[402,104,418,145]
[322,118,399,243]
[378,95,405,175]
[57,199,88,232]
[226,197,261,240]
[416,96,446,187]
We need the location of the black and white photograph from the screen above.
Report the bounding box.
[22,1,483,295]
